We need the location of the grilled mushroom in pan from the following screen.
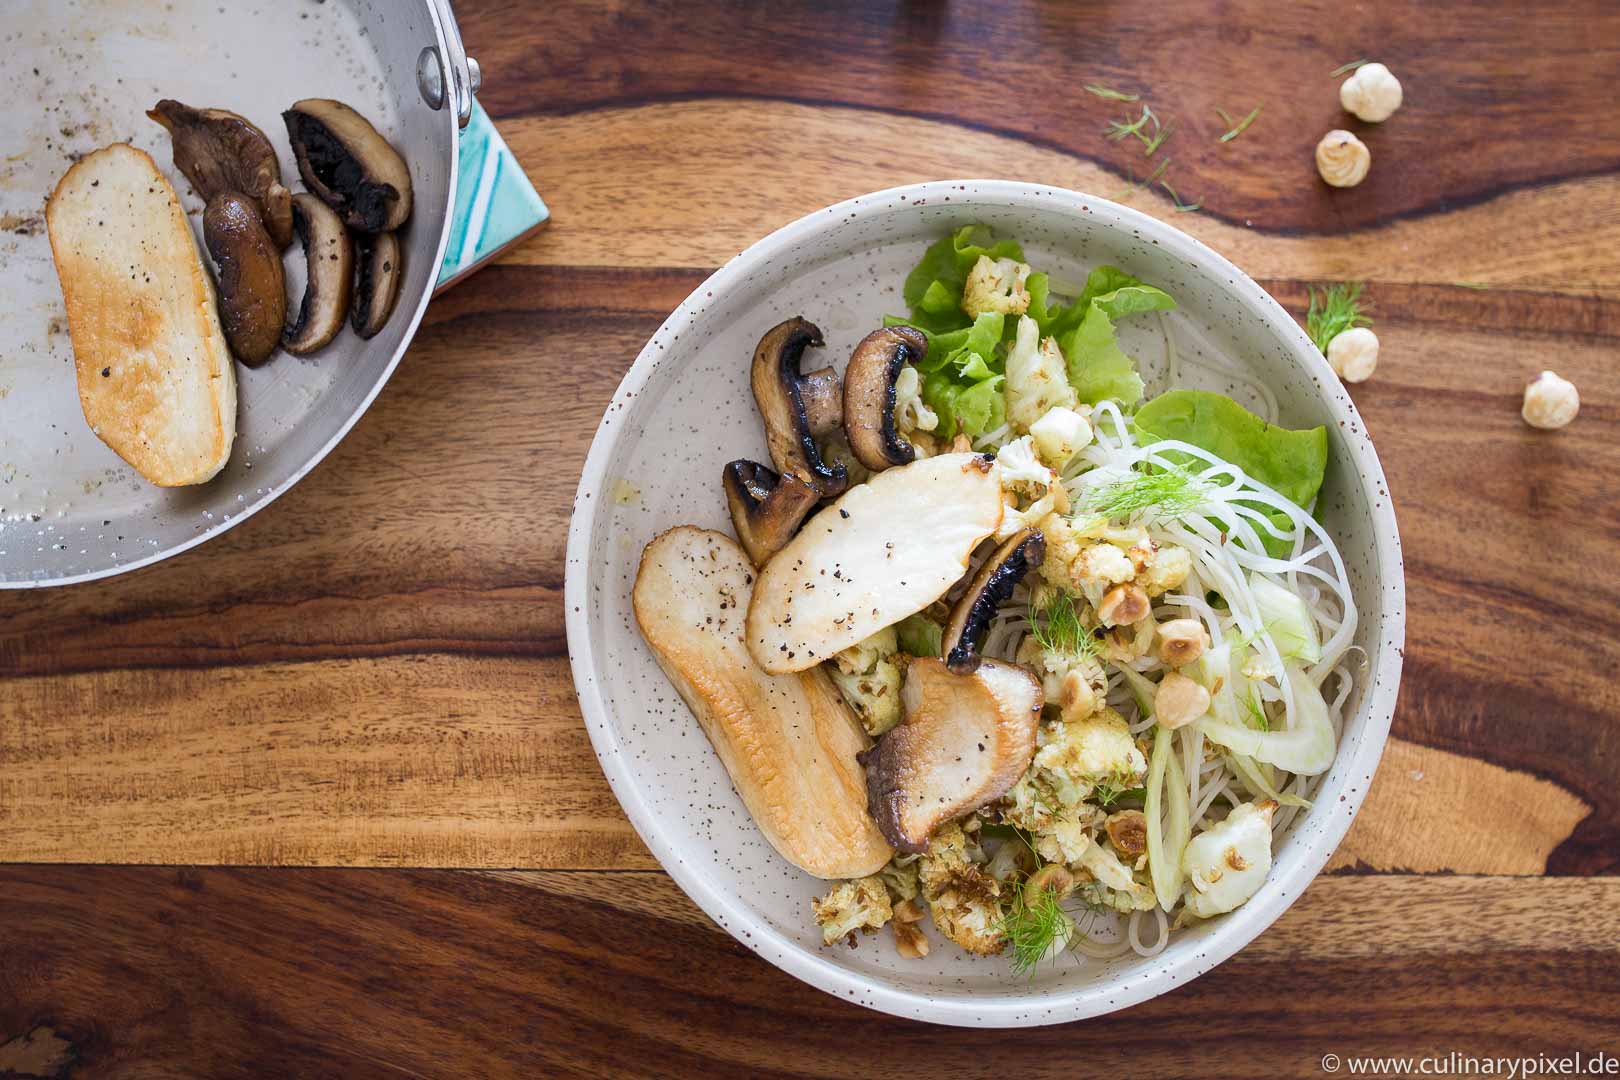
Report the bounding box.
[283,99,413,233]
[750,318,848,497]
[148,99,294,248]
[351,231,402,339]
[202,191,286,365]
[842,325,930,472]
[282,193,354,355]
[722,460,820,567]
[942,527,1047,675]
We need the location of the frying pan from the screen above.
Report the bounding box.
[0,0,479,587]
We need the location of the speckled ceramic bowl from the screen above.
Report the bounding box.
[564,180,1404,1026]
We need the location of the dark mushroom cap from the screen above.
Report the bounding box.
[749,318,848,497]
[943,528,1047,675]
[722,460,821,568]
[351,230,402,340]
[202,191,287,366]
[842,325,929,473]
[282,193,354,356]
[148,99,293,248]
[283,99,413,233]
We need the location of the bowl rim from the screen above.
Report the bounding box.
[564,178,1405,1026]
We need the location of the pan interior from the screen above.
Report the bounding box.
[0,0,452,586]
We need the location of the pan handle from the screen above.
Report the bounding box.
[417,0,481,128]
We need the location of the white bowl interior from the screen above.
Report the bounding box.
[567,182,1404,1025]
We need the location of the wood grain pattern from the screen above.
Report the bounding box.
[462,0,1620,235]
[0,867,1616,1079]
[3,265,1613,869]
[499,99,1620,291]
[1,0,1618,1066]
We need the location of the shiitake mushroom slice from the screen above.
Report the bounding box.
[148,99,294,248]
[351,231,402,339]
[282,193,353,355]
[283,99,413,233]
[202,191,286,365]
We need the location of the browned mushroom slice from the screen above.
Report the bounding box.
[282,193,353,355]
[283,99,413,233]
[202,192,287,365]
[861,656,1042,853]
[750,317,848,496]
[843,326,930,472]
[148,99,294,248]
[799,365,843,438]
[351,231,402,339]
[722,460,820,567]
[941,528,1047,675]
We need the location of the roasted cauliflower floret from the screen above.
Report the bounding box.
[1074,543,1137,607]
[1033,806,1100,866]
[1029,405,1093,469]
[918,821,1006,955]
[1181,799,1276,917]
[1142,543,1192,597]
[1078,841,1157,912]
[961,254,1032,318]
[1015,631,1105,722]
[893,364,938,453]
[995,436,1066,541]
[1034,708,1148,804]
[1005,316,1077,432]
[813,875,893,945]
[829,626,904,736]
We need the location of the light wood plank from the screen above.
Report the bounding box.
[502,100,1620,290]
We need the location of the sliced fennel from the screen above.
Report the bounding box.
[1227,751,1311,809]
[1251,574,1322,664]
[1145,724,1191,911]
[1198,661,1336,776]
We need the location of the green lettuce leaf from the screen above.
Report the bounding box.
[902,226,1025,333]
[1133,390,1329,556]
[1056,272,1175,407]
[1133,390,1328,509]
[895,613,944,658]
[923,369,1005,440]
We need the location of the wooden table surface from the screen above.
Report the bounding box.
[4,1,1619,1075]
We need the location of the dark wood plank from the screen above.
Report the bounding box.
[1,867,1616,1079]
[462,0,1620,234]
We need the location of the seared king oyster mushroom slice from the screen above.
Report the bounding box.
[750,317,848,497]
[722,460,820,567]
[942,528,1046,675]
[861,656,1043,853]
[842,325,930,472]
[282,193,354,355]
[283,99,413,233]
[634,527,893,879]
[746,452,1004,674]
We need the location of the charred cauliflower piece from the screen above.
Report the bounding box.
[829,626,905,736]
[813,875,894,945]
[918,821,1006,955]
[1032,707,1147,805]
[961,254,1032,318]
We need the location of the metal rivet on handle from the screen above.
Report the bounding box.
[467,57,482,95]
[417,45,446,110]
